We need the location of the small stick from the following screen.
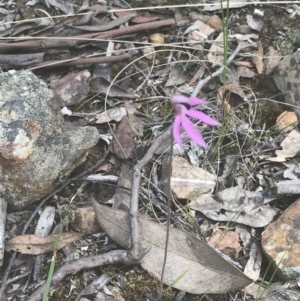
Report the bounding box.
[128,129,171,260]
[26,250,136,301]
[192,43,257,96]
[30,53,132,70]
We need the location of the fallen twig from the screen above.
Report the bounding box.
[0,19,175,53]
[129,129,171,260]
[30,53,132,70]
[192,43,257,96]
[26,250,136,301]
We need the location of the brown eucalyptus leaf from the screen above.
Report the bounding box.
[109,115,143,159]
[92,201,252,294]
[5,233,83,254]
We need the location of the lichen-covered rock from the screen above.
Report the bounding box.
[0,70,99,209]
[262,198,300,279]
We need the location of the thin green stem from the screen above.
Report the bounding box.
[221,0,230,89]
[42,217,67,301]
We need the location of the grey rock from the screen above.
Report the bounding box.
[0,70,99,209]
[273,50,300,119]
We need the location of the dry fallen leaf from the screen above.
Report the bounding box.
[69,14,136,32]
[243,242,262,281]
[275,111,297,132]
[234,61,255,68]
[95,107,127,124]
[93,201,252,294]
[35,206,55,237]
[187,20,215,44]
[246,13,263,32]
[110,115,143,159]
[268,129,300,162]
[5,233,83,254]
[265,46,281,74]
[47,0,74,14]
[219,83,248,100]
[207,32,224,67]
[252,42,264,74]
[236,66,256,78]
[165,65,188,87]
[209,230,242,259]
[113,10,160,23]
[190,186,277,227]
[274,177,300,194]
[202,0,252,11]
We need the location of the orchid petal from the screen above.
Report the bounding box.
[170,95,189,104]
[188,97,207,106]
[186,109,221,126]
[173,115,183,149]
[181,115,207,148]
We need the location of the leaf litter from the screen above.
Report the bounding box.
[2,1,300,300]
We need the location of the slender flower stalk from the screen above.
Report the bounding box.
[171,95,220,149]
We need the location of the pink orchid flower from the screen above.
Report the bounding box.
[171,95,220,149]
